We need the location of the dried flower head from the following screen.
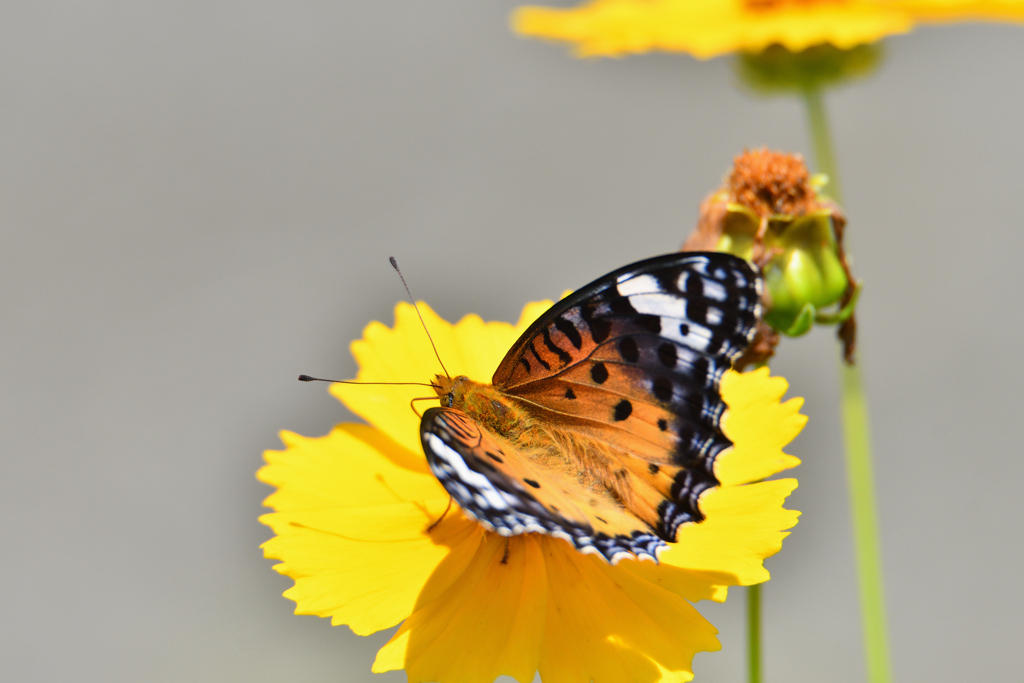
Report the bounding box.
[683,149,859,362]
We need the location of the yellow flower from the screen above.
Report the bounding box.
[259,300,806,683]
[512,0,1024,59]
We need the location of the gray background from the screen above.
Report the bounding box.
[2,2,1022,682]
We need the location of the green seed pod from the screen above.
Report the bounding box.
[761,210,849,335]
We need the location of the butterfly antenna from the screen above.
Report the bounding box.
[390,256,451,380]
[298,375,436,388]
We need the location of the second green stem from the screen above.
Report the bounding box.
[802,85,893,683]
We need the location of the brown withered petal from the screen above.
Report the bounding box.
[732,320,781,371]
[822,199,858,362]
[682,192,730,252]
[839,315,857,364]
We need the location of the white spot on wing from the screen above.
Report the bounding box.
[703,279,728,301]
[627,293,687,318]
[608,550,633,565]
[662,319,711,351]
[426,433,509,512]
[616,273,662,296]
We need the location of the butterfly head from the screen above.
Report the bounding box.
[432,374,471,408]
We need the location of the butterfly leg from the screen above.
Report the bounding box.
[500,537,510,565]
[427,496,453,533]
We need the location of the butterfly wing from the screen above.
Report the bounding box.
[419,252,761,563]
[420,405,665,562]
[491,252,761,546]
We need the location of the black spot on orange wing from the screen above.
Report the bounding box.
[554,316,583,350]
[523,478,541,488]
[619,337,639,363]
[648,463,660,474]
[580,304,612,344]
[564,387,576,400]
[613,399,632,421]
[542,327,572,367]
[528,340,551,371]
[653,376,674,402]
[591,362,609,384]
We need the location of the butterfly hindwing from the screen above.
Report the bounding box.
[420,406,666,562]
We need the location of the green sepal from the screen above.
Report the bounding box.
[815,280,862,325]
[735,43,883,96]
[765,302,816,337]
[783,303,816,337]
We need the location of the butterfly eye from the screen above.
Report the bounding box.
[444,392,455,408]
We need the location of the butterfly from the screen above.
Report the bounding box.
[420,252,761,564]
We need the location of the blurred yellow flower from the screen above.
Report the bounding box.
[513,0,1024,59]
[259,301,805,682]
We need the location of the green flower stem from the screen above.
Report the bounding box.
[802,86,842,204]
[840,362,892,683]
[747,583,762,683]
[801,85,893,683]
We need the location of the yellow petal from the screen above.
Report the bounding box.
[374,534,548,683]
[617,556,731,603]
[513,0,915,59]
[257,424,442,513]
[538,540,720,683]
[896,0,1024,22]
[662,479,800,588]
[261,499,483,636]
[717,367,805,486]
